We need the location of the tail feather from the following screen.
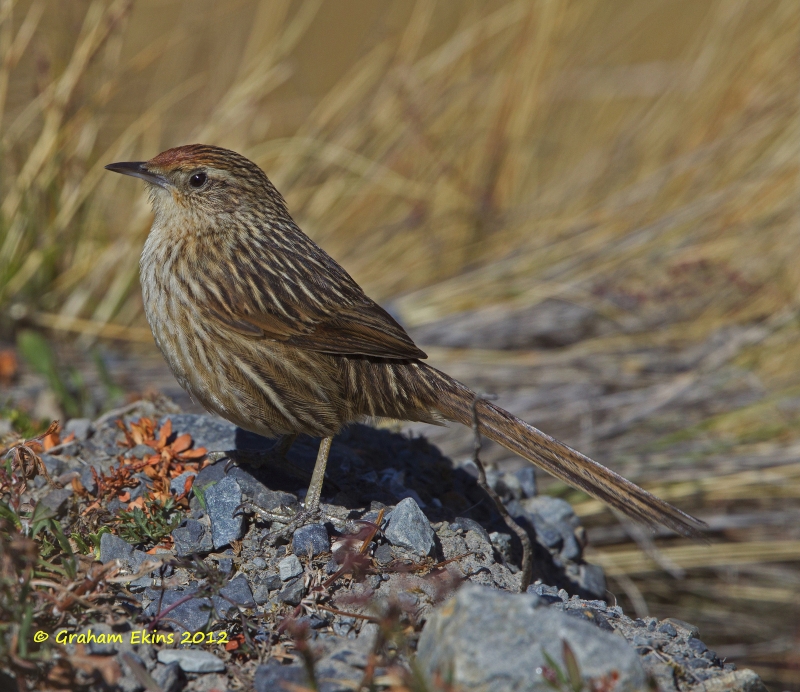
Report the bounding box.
[426,365,705,538]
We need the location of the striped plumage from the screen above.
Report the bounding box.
[108,144,704,538]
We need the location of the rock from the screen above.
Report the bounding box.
[64,418,92,441]
[79,466,98,494]
[128,444,155,460]
[279,554,303,581]
[169,470,196,496]
[204,476,244,549]
[658,622,678,637]
[215,575,256,612]
[384,497,435,557]
[152,661,185,692]
[143,590,209,633]
[292,523,330,557]
[254,664,307,692]
[277,576,305,605]
[39,487,73,516]
[156,649,225,673]
[160,414,238,451]
[171,519,213,556]
[698,669,767,692]
[417,584,647,692]
[450,516,491,544]
[99,533,134,566]
[252,573,282,604]
[577,563,606,600]
[373,543,393,565]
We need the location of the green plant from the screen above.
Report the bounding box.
[115,495,182,548]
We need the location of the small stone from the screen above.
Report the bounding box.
[374,544,393,565]
[171,519,213,556]
[254,663,307,692]
[216,575,256,611]
[157,649,225,673]
[169,470,196,496]
[279,555,303,581]
[129,444,155,459]
[292,523,329,557]
[143,589,210,632]
[99,533,134,566]
[252,556,267,569]
[658,622,678,637]
[152,661,185,692]
[450,517,491,544]
[64,418,92,441]
[277,576,305,605]
[39,487,73,516]
[688,637,708,655]
[384,497,435,557]
[513,466,537,498]
[204,477,244,549]
[79,466,98,494]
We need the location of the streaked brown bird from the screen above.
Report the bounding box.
[106,144,704,537]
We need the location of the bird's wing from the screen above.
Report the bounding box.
[206,244,427,361]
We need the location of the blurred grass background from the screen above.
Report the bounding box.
[0,0,798,687]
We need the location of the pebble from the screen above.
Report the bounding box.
[204,476,244,549]
[152,661,185,692]
[64,418,93,441]
[169,470,196,496]
[171,519,213,556]
[384,497,435,557]
[658,622,678,637]
[157,649,225,673]
[292,523,330,557]
[279,554,303,581]
[277,576,305,606]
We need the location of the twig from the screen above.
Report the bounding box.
[469,395,533,592]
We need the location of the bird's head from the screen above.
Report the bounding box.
[105,144,289,231]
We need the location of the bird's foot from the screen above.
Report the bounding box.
[236,500,332,544]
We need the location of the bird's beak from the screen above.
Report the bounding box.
[104,161,169,188]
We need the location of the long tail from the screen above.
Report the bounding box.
[422,363,705,538]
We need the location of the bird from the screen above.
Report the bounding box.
[105,144,704,538]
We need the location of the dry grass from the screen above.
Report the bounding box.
[0,0,798,688]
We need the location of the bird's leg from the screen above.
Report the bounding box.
[240,436,336,542]
[303,436,333,516]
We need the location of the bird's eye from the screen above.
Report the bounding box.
[189,172,207,188]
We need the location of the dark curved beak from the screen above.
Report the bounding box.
[105,161,169,188]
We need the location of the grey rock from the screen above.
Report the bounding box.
[373,543,393,565]
[204,476,244,549]
[128,444,155,460]
[143,590,210,633]
[254,664,307,692]
[697,669,767,692]
[172,519,213,556]
[658,622,678,637]
[39,487,73,516]
[82,624,119,655]
[156,648,225,673]
[152,661,185,692]
[513,466,537,498]
[215,575,256,612]
[292,523,330,557]
[64,418,93,441]
[279,554,303,580]
[252,556,267,569]
[80,466,98,494]
[450,516,491,544]
[578,563,606,599]
[169,470,196,496]
[100,533,134,566]
[160,414,238,452]
[384,497,435,557]
[277,576,305,606]
[417,584,647,692]
[40,454,65,477]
